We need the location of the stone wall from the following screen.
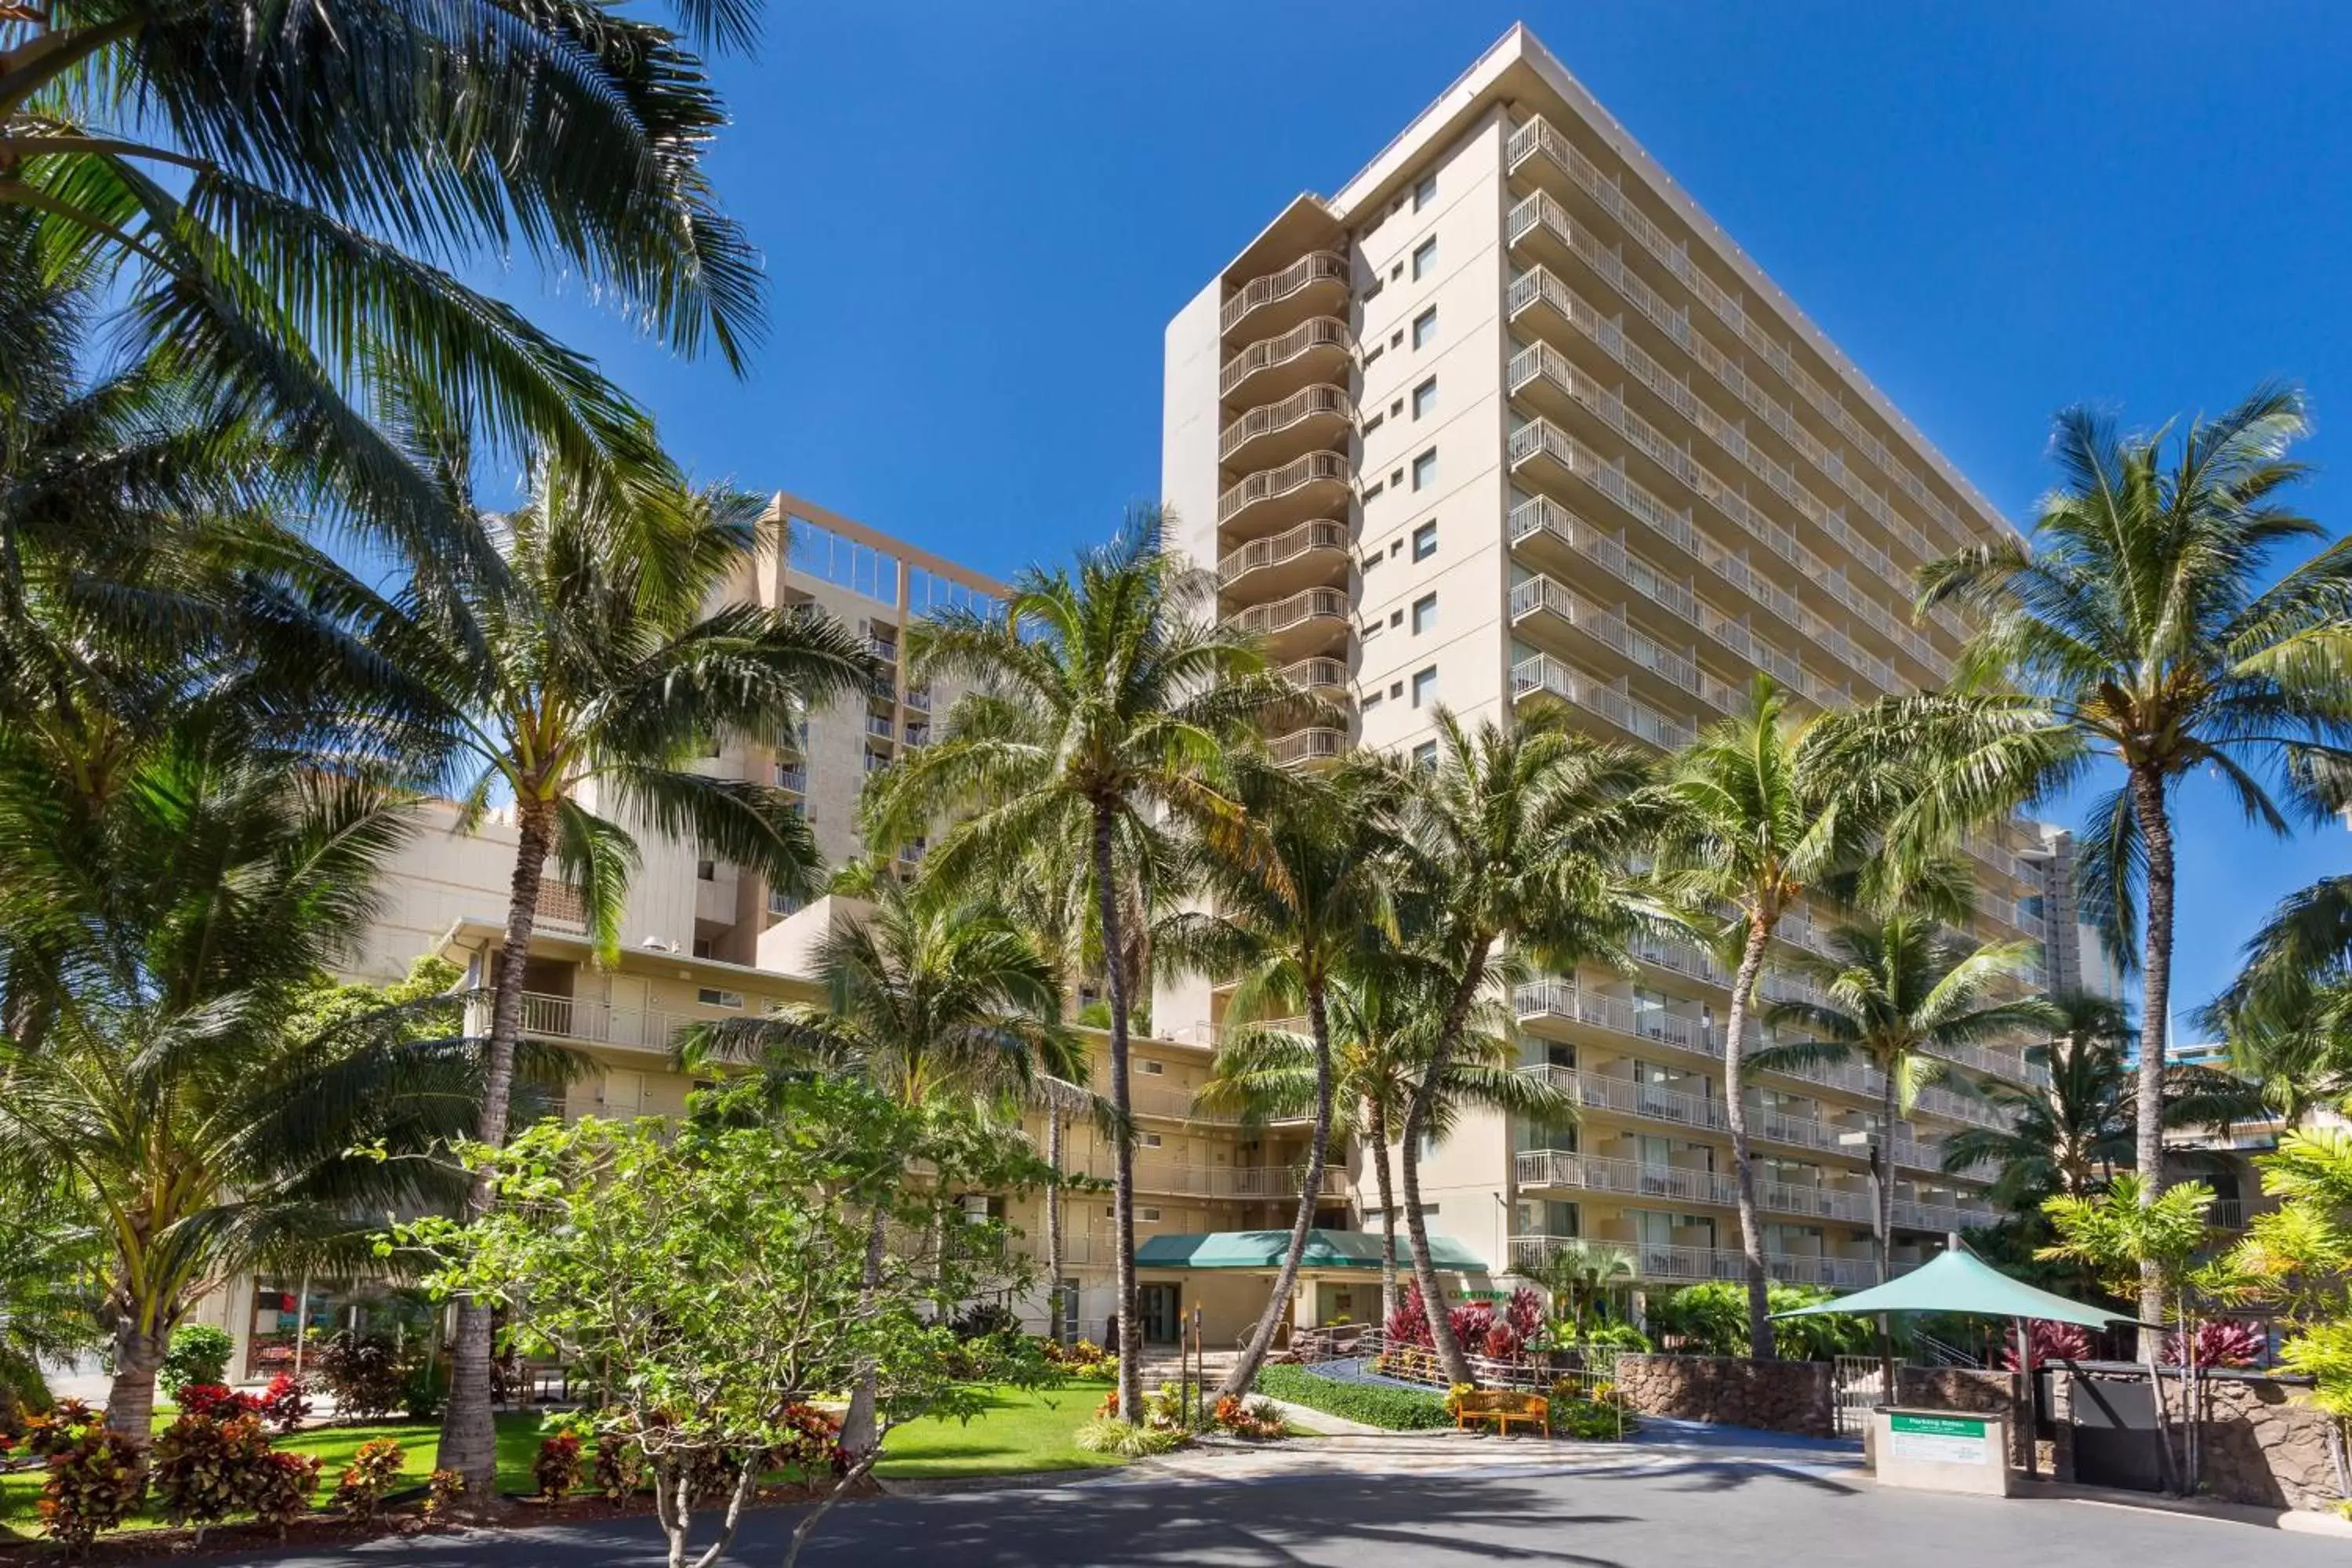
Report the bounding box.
[1614,1354,1835,1438]
[1896,1367,2034,1467]
[2151,1374,2345,1512]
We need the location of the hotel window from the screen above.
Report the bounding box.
[1412,741,1438,770]
[1142,1060,1164,1076]
[1412,377,1437,420]
[1361,690,1383,712]
[1411,666,1438,708]
[1411,449,1436,492]
[695,859,715,881]
[1142,1131,1162,1149]
[1412,521,1437,561]
[1362,410,1385,437]
[1411,237,1437,280]
[697,987,744,1009]
[1412,307,1437,349]
[1139,1207,1162,1224]
[1414,172,1437,211]
[1411,593,1437,634]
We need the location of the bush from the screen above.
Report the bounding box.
[160,1324,234,1400]
[332,1436,405,1520]
[2162,1318,2266,1369]
[258,1373,314,1433]
[423,1468,466,1522]
[175,1383,260,1421]
[533,1433,583,1501]
[1999,1319,2095,1371]
[592,1434,643,1501]
[1073,1417,1185,1457]
[768,1403,846,1477]
[952,1301,1020,1341]
[152,1410,274,1530]
[249,1450,321,1538]
[1581,1321,1653,1356]
[1550,1396,1632,1441]
[313,1332,411,1421]
[34,1414,147,1551]
[1210,1394,1285,1439]
[1254,1365,1452,1431]
[1649,1282,1871,1359]
[401,1355,448,1421]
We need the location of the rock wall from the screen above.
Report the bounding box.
[1614,1354,1835,1438]
[2153,1375,2345,1512]
[1896,1367,2034,1467]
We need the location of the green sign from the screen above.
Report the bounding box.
[1889,1414,1988,1438]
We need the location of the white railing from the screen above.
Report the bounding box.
[1220,250,1348,335]
[1218,384,1354,461]
[519,990,699,1054]
[1225,586,1349,640]
[1215,450,1352,527]
[1510,572,1711,709]
[1112,1160,1348,1200]
[1270,727,1345,767]
[1278,655,1350,692]
[1506,1235,1882,1289]
[1218,517,1349,584]
[1219,316,1352,399]
[1509,653,1695,750]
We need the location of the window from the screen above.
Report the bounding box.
[695,859,715,881]
[1388,610,1404,628]
[1411,449,1436,492]
[1361,550,1381,575]
[1411,238,1437,280]
[1412,307,1437,348]
[1360,619,1383,643]
[1361,411,1385,437]
[691,938,713,960]
[1413,742,1437,770]
[1389,538,1404,556]
[1389,680,1404,699]
[1362,341,1384,370]
[1363,477,1385,501]
[1390,328,1404,349]
[1412,377,1437,420]
[1389,260,1403,281]
[698,986,744,1009]
[1414,172,1437,211]
[1411,666,1438,708]
[1142,1060,1165,1076]
[1139,1207,1163,1223]
[1412,521,1438,561]
[1141,1131,1162,1149]
[1411,593,1437,634]
[1360,274,1384,304]
[1361,690,1383,712]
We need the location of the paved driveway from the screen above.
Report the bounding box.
[224,1450,2341,1567]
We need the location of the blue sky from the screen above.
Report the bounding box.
[503,2,2352,1036]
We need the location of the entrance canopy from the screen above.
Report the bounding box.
[1135,1229,1487,1273]
[1772,1247,2135,1328]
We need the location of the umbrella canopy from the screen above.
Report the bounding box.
[1771,1248,2133,1328]
[1134,1228,1487,1273]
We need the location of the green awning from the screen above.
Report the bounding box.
[1134,1229,1488,1274]
[1772,1247,2135,1328]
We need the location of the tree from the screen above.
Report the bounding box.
[401,1080,1054,1568]
[1384,706,1652,1386]
[2205,874,2352,1128]
[0,723,497,1436]
[2213,1128,2352,1421]
[1755,913,2056,1277]
[1197,946,1573,1328]
[1940,993,2140,1210]
[1649,674,1958,1358]
[0,1,768,562]
[681,885,1075,1460]
[394,451,874,1491]
[862,523,1295,1422]
[1534,1241,1639,1340]
[1157,760,1399,1399]
[1916,384,2352,1338]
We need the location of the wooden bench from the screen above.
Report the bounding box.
[1454,1389,1550,1436]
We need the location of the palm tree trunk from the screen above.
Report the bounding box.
[2127,764,2175,1356]
[1399,940,1490,1388]
[1723,913,1774,1359]
[439,801,550,1490]
[1090,803,1142,1421]
[840,1203,889,1457]
[1368,1094,1399,1328]
[103,1311,169,1439]
[1220,977,1336,1399]
[1877,1067,1898,1281]
[1045,1108,1066,1345]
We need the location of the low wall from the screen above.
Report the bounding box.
[1614,1354,1835,1438]
[2149,1374,2345,1512]
[1896,1367,2034,1467]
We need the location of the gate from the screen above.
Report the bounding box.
[1832,1356,1890,1436]
[2068,1371,2163,1492]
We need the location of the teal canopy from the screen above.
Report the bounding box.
[1135,1229,1487,1274]
[1772,1247,2134,1328]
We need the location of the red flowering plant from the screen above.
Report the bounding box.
[257,1374,314,1433]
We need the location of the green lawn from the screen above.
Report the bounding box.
[0,1412,543,1539]
[874,1383,1125,1480]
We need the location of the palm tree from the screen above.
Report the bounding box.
[861,522,1295,1423]
[1198,952,1575,1327]
[2206,875,2352,1128]
[393,451,874,1489]
[1941,993,2139,1210]
[1649,674,1956,1357]
[0,718,497,1436]
[1754,914,2057,1276]
[1384,706,1652,1386]
[1,1,768,561]
[1156,760,1398,1398]
[1534,1241,1640,1340]
[681,887,1075,1458]
[1913,384,2352,1337]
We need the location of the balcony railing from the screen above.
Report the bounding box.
[519,989,699,1054]
[1218,517,1349,585]
[1225,586,1348,641]
[773,764,807,793]
[1510,654,1694,750]
[1219,250,1348,335]
[1505,1234,1883,1290]
[1509,573,1718,710]
[1512,1140,1997,1233]
[1216,450,1351,529]
[1278,655,1350,694]
[1218,384,1355,463]
[1269,727,1345,768]
[1104,1159,1348,1200]
[1219,316,1352,400]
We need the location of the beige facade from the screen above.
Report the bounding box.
[1157,24,2053,1297]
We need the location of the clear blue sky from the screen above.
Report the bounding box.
[501,1,2352,1036]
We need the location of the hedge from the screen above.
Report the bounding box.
[1253,1366,1453,1431]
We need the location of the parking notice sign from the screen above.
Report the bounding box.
[1889,1412,1989,1464]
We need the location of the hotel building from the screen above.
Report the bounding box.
[1153,24,2049,1295]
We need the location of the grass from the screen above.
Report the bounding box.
[0,1412,543,1539]
[873,1383,1126,1479]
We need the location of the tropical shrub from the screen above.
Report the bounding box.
[1073,1417,1185,1457]
[952,1301,1021,1341]
[1998,1319,2095,1370]
[34,1414,147,1551]
[1254,1365,1452,1431]
[533,1433,583,1501]
[1384,1284,1543,1357]
[2161,1319,2266,1369]
[160,1326,235,1401]
[313,1332,412,1422]
[423,1468,466,1522]
[258,1374,314,1433]
[401,1356,448,1421]
[592,1433,644,1501]
[768,1403,848,1476]
[175,1383,260,1421]
[249,1450,322,1538]
[332,1437,406,1520]
[1649,1283,1871,1359]
[1210,1394,1286,1439]
[152,1410,274,1530]
[1549,1394,1632,1441]
[1581,1322,1653,1355]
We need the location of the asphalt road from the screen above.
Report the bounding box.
[223,1457,2337,1567]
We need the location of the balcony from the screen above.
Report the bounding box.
[1216,450,1351,535]
[1269,727,1345,768]
[533,881,588,931]
[773,763,807,793]
[866,635,898,666]
[1225,586,1349,660]
[1509,573,1726,713]
[1509,653,1694,750]
[1219,383,1355,470]
[519,990,699,1055]
[1220,317,1352,404]
[1219,517,1349,593]
[902,685,933,713]
[1278,655,1351,699]
[864,712,896,742]
[1504,1235,1882,1290]
[1219,250,1348,338]
[1117,1159,1348,1201]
